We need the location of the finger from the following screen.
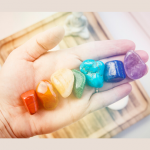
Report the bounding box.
[100,64,148,92]
[16,26,65,61]
[101,50,149,64]
[99,50,149,92]
[71,39,135,61]
[87,83,132,113]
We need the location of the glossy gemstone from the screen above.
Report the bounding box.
[72,69,86,98]
[21,90,38,115]
[80,59,105,88]
[36,80,59,110]
[124,50,147,79]
[104,60,126,82]
[51,68,74,98]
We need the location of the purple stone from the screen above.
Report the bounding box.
[124,50,147,80]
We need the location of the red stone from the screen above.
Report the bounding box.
[21,90,38,115]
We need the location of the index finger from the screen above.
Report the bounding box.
[71,39,135,61]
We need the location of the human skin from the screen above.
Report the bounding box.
[0,26,148,138]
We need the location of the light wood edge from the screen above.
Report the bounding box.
[40,12,150,138]
[38,135,47,138]
[134,80,150,118]
[39,134,54,138]
[94,12,150,104]
[0,12,68,45]
[0,12,149,138]
[84,12,107,40]
[0,12,69,65]
[93,12,150,137]
[93,12,114,40]
[135,80,150,103]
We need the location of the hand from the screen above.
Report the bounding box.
[0,26,148,138]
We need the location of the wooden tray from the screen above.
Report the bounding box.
[0,12,150,138]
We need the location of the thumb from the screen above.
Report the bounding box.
[17,26,65,61]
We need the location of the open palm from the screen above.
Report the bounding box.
[0,27,148,138]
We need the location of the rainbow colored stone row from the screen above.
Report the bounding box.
[21,50,147,115]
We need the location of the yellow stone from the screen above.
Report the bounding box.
[51,68,74,98]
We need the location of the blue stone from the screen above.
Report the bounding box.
[80,59,105,88]
[104,60,126,82]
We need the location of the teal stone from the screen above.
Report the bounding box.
[72,69,86,98]
[80,59,105,88]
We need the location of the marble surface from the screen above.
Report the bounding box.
[99,12,150,98]
[113,115,150,138]
[99,12,150,138]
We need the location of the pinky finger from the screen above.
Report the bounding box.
[87,83,132,113]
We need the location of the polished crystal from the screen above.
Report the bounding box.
[124,50,147,79]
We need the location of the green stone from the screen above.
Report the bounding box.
[72,69,86,98]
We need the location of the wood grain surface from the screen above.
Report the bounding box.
[0,12,149,138]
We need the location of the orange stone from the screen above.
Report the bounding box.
[36,80,59,110]
[21,90,39,115]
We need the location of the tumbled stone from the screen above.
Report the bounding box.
[72,69,86,98]
[124,50,147,79]
[80,59,105,88]
[21,90,38,115]
[51,68,74,98]
[36,80,59,110]
[104,60,126,82]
